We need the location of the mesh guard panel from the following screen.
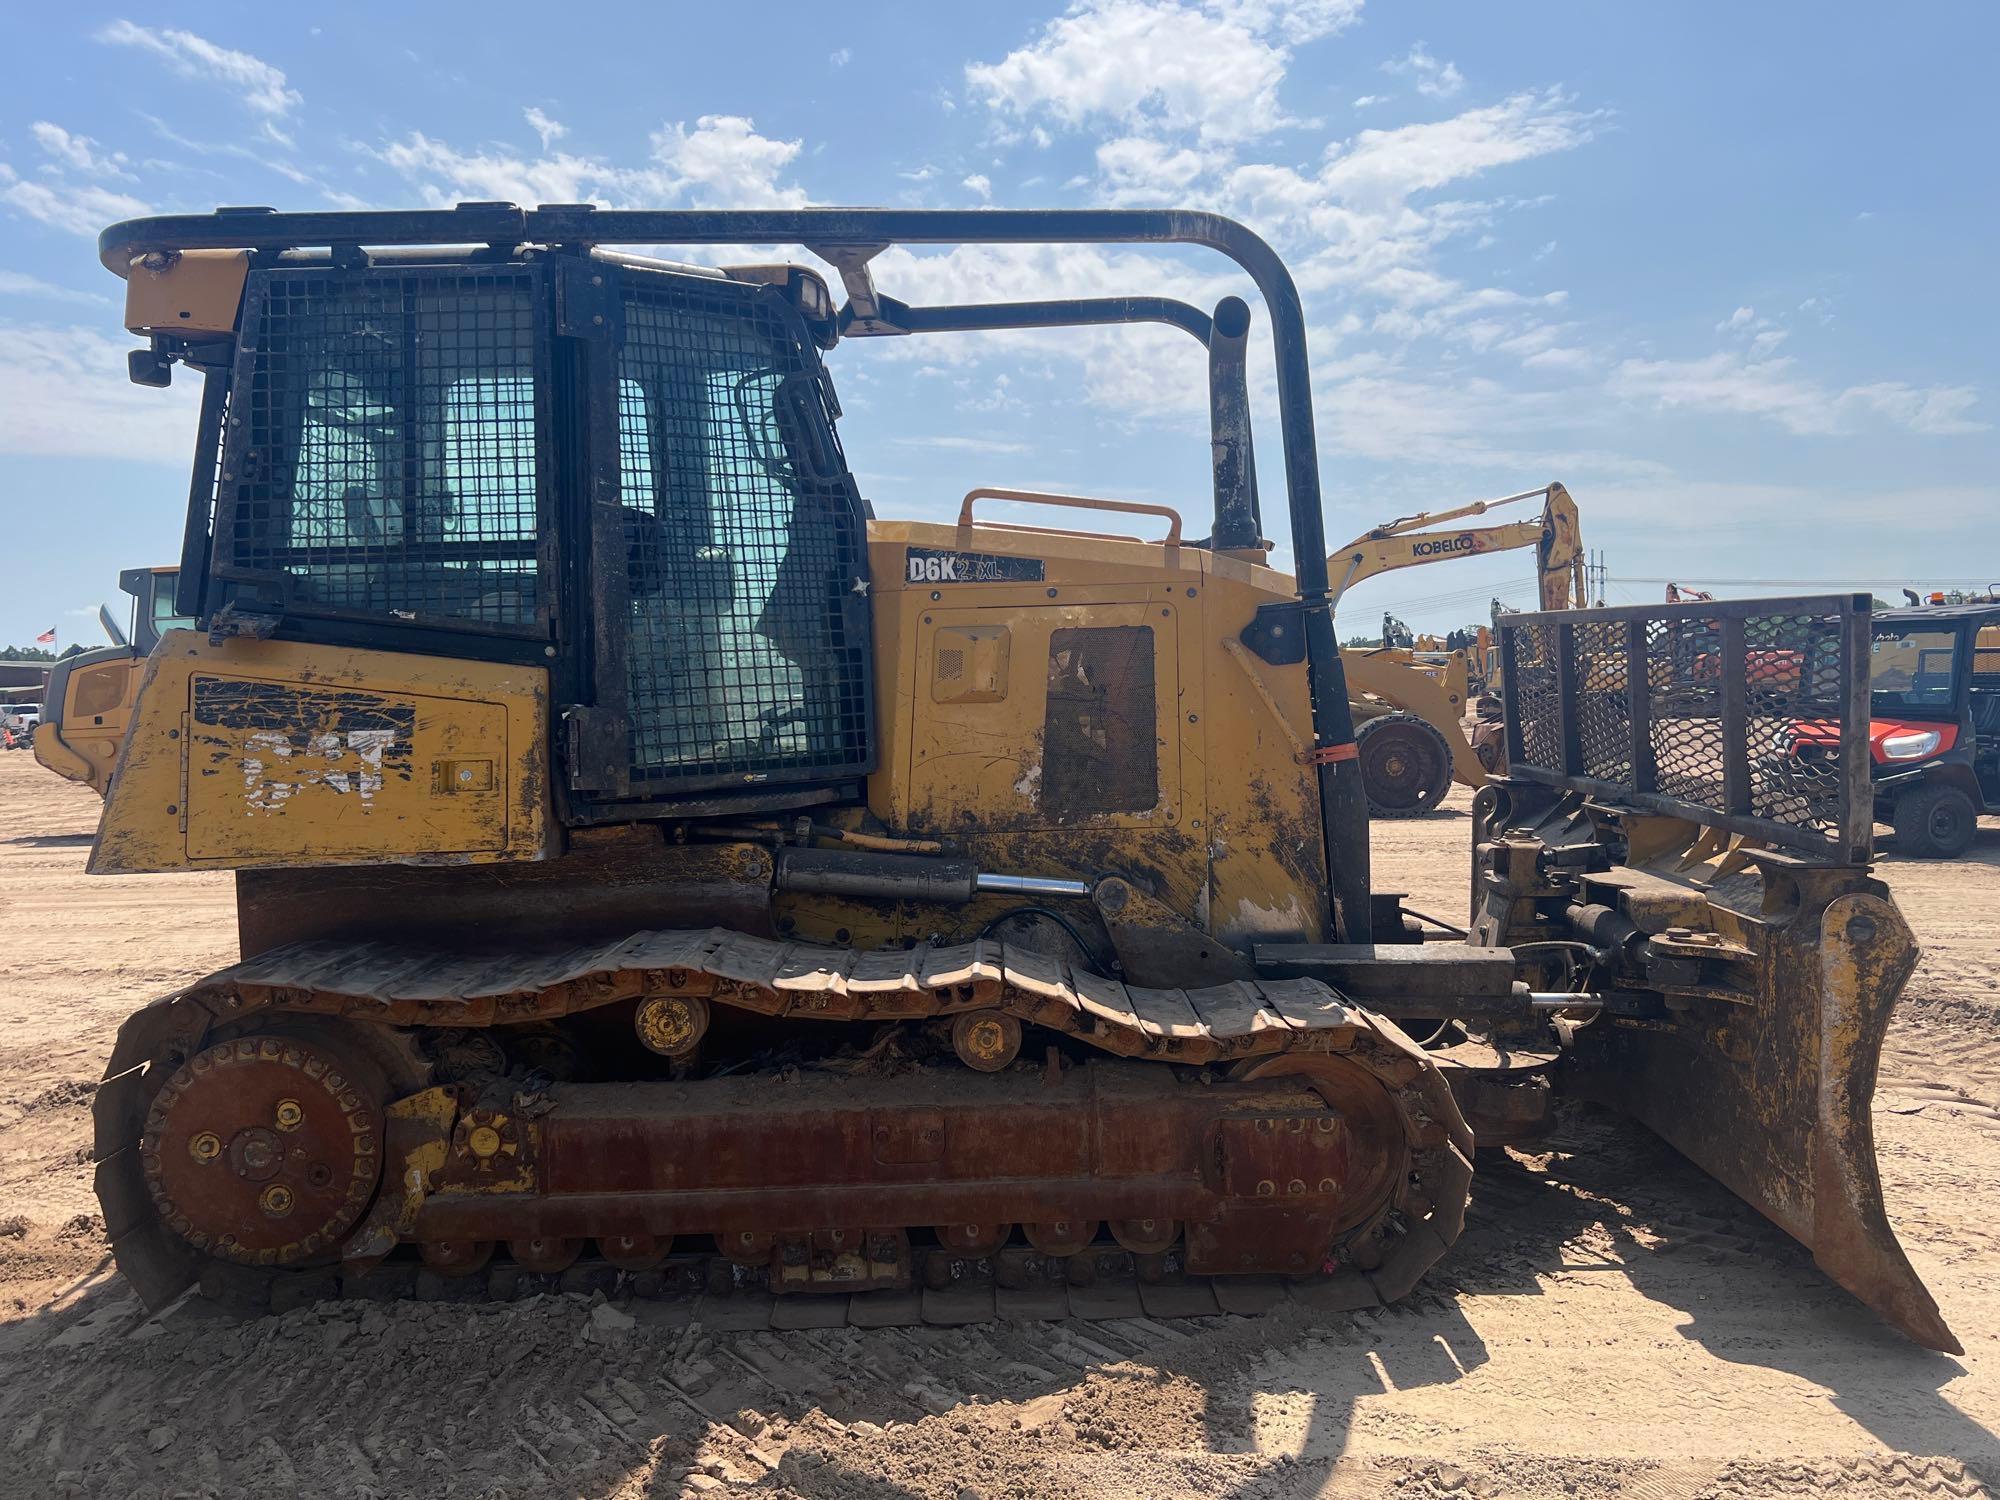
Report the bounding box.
[614,275,871,788]
[216,266,549,633]
[1497,596,1871,860]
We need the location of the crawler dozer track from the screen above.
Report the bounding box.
[94,932,1474,1324]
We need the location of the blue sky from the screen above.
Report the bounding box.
[1,0,1994,646]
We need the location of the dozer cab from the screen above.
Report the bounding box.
[80,205,1952,1350]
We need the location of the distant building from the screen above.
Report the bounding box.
[0,661,51,704]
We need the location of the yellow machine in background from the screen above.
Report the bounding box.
[33,566,189,795]
[1328,485,1585,814]
[67,204,1953,1355]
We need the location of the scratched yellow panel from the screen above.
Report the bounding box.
[91,631,550,874]
[184,676,510,860]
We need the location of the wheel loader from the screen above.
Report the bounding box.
[33,565,187,795]
[79,205,1953,1350]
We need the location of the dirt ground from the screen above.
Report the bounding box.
[0,750,1995,1500]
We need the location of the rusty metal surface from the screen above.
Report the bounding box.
[95,924,1475,1317]
[236,837,775,956]
[182,927,1402,1069]
[412,1064,1392,1278]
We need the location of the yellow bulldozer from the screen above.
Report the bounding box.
[1332,483,1585,815]
[73,205,1951,1351]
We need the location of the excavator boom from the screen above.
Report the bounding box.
[1329,481,1585,610]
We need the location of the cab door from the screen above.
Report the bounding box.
[561,260,874,808]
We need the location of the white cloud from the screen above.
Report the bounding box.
[1351,93,1384,108]
[0,164,149,237]
[1383,42,1463,99]
[1093,136,1225,203]
[30,123,131,179]
[1519,344,1594,373]
[1610,351,1986,437]
[0,323,198,463]
[1714,303,1788,353]
[97,21,302,118]
[891,435,1030,454]
[0,271,106,305]
[1311,368,1664,478]
[378,133,617,209]
[523,107,567,151]
[651,115,809,207]
[378,114,811,211]
[966,0,1331,144]
[962,173,994,201]
[1316,90,1596,207]
[830,47,852,68]
[1214,0,1363,44]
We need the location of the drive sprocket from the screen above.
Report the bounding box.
[138,1033,387,1266]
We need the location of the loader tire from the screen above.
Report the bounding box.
[1891,783,1977,859]
[1355,712,1454,817]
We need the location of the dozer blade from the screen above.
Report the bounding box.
[1565,885,1954,1352]
[1488,591,1956,1353]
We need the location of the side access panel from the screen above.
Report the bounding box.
[91,630,552,872]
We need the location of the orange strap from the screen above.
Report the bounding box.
[1298,741,1359,766]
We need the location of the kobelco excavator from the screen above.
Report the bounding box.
[1333,483,1585,815]
[80,205,1952,1350]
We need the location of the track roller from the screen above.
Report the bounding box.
[420,1239,493,1277]
[935,1222,1011,1256]
[509,1235,582,1273]
[1111,1217,1180,1254]
[949,1010,1022,1072]
[721,1229,775,1266]
[597,1232,671,1271]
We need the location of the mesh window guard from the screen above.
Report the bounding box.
[614,274,871,787]
[216,266,549,632]
[1496,596,1874,861]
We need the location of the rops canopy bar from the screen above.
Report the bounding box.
[100,204,1371,940]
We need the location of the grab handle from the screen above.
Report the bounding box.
[957,487,1183,546]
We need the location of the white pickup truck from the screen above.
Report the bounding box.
[1,703,41,745]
